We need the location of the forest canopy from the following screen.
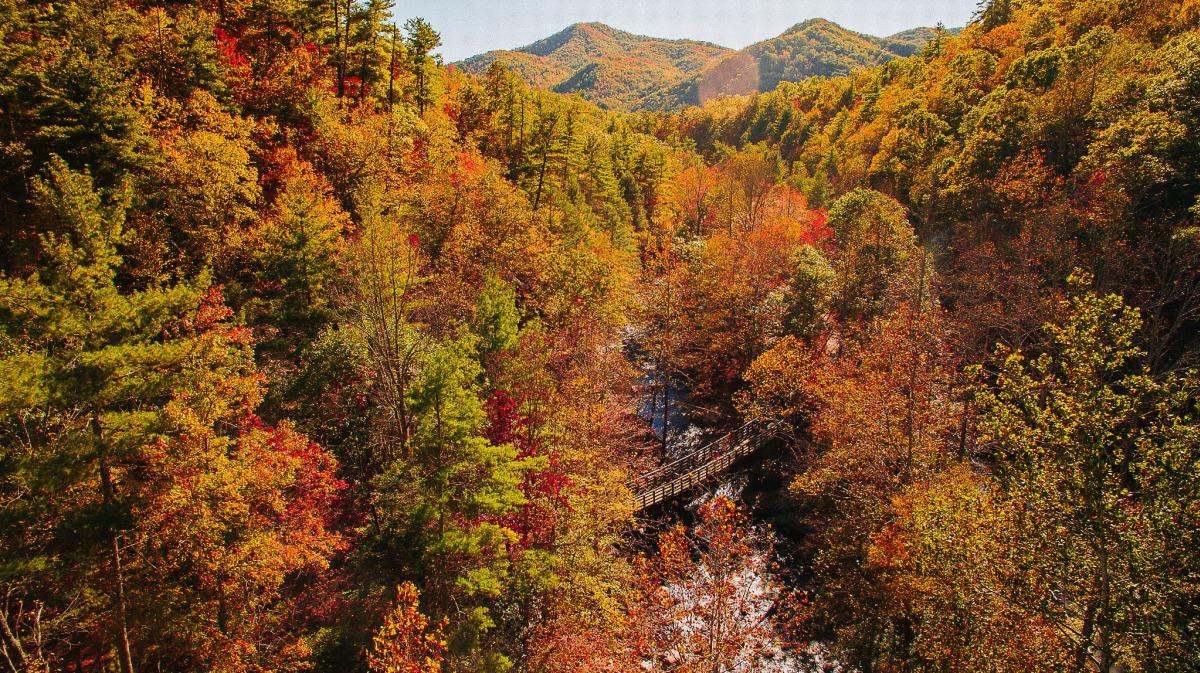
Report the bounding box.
[0,1,1197,672]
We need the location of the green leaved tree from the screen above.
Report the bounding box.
[0,159,204,673]
[404,18,441,115]
[975,272,1200,672]
[826,188,920,322]
[373,334,530,673]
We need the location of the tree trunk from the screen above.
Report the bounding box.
[93,413,134,673]
[533,149,549,211]
[332,0,344,98]
[98,463,134,673]
[660,354,670,453]
[0,599,31,672]
[1076,599,1097,673]
[1075,543,1113,673]
[518,97,526,155]
[661,268,673,453]
[360,5,376,102]
[387,26,398,109]
[107,531,134,673]
[904,252,929,480]
[506,80,515,161]
[359,51,369,101]
[416,63,425,115]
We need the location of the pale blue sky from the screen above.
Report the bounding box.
[401,0,979,62]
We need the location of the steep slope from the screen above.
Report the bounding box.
[456,22,734,109]
[884,25,952,51]
[750,19,938,88]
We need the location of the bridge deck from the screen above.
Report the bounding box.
[630,421,774,510]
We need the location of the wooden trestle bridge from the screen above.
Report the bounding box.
[629,421,777,510]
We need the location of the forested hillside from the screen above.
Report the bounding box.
[641,19,956,110]
[0,1,1197,673]
[664,0,1200,368]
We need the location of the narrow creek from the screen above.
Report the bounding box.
[631,347,840,673]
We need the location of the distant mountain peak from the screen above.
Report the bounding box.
[524,23,609,57]
[554,21,624,40]
[572,21,617,32]
[783,17,841,34]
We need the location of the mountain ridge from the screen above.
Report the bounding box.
[455,20,955,111]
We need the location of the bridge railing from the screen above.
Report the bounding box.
[629,421,760,492]
[630,420,776,509]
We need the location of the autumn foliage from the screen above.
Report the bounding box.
[1,1,1199,672]
[368,584,447,673]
